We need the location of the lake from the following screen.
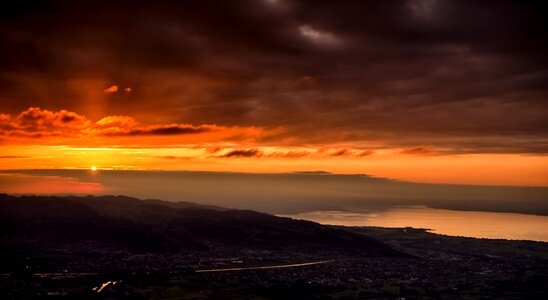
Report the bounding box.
[280,206,548,242]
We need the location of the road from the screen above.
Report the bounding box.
[195,260,334,273]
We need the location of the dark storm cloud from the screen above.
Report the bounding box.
[0,0,547,153]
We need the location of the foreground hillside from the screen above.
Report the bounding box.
[0,194,547,299]
[0,194,400,271]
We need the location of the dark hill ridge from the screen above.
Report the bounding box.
[0,194,402,260]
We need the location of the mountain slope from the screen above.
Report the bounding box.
[0,194,402,260]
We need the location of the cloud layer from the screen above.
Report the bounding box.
[0,1,546,154]
[0,107,216,139]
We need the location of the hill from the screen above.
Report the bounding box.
[0,194,546,299]
[0,194,402,272]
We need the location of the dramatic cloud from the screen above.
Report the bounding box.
[92,114,212,136]
[0,107,215,140]
[0,1,546,155]
[16,107,89,129]
[0,107,89,137]
[129,125,210,136]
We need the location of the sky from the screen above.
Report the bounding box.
[0,0,547,186]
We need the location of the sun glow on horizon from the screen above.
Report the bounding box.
[0,145,546,186]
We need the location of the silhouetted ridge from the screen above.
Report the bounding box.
[0,194,401,257]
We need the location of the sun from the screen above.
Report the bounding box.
[90,166,97,171]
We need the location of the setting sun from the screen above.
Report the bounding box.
[90,166,97,171]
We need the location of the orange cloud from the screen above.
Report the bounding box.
[0,107,282,146]
[96,124,213,136]
[16,107,89,129]
[104,85,119,93]
[214,147,375,159]
[0,107,90,138]
[91,115,214,136]
[96,115,138,128]
[329,149,350,157]
[400,145,437,156]
[267,150,313,159]
[219,148,263,158]
[356,150,374,157]
[0,107,218,140]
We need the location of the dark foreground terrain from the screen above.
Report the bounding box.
[0,194,547,299]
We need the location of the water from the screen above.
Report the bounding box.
[280,206,548,242]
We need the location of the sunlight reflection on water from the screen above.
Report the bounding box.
[280,206,548,242]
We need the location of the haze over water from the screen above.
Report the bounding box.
[2,169,547,242]
[282,207,548,242]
